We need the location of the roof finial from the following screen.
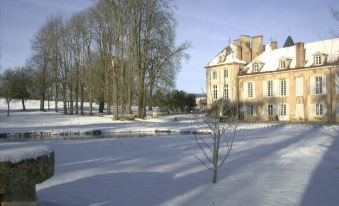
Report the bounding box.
[228,37,231,46]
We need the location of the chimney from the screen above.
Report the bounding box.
[270,41,278,50]
[233,39,240,47]
[236,45,242,60]
[295,42,305,68]
[240,35,251,63]
[251,35,263,59]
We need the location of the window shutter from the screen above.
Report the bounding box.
[296,104,304,118]
[286,79,289,96]
[296,78,300,97]
[336,103,339,116]
[310,76,315,95]
[323,103,327,115]
[263,81,267,97]
[243,105,247,118]
[336,74,339,94]
[253,105,256,116]
[286,104,289,120]
[253,82,256,98]
[243,82,248,99]
[273,80,279,97]
[312,103,316,116]
[322,74,327,94]
[263,104,267,116]
[296,77,304,96]
[273,105,278,116]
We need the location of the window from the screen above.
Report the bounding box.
[212,71,217,80]
[315,76,323,94]
[248,82,253,98]
[315,55,321,65]
[247,105,255,116]
[267,80,273,97]
[223,84,229,99]
[253,64,259,72]
[213,85,218,100]
[280,104,287,116]
[316,103,323,116]
[280,79,287,96]
[224,69,229,79]
[336,104,339,117]
[296,77,303,96]
[280,60,286,69]
[267,104,273,116]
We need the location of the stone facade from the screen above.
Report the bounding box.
[205,35,339,123]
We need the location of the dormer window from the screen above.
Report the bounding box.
[253,63,259,72]
[315,55,322,66]
[280,60,286,69]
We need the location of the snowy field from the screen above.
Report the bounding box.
[0,99,208,135]
[0,99,276,136]
[0,126,338,206]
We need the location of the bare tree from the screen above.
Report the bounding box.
[192,100,238,183]
[0,69,16,116]
[331,7,339,37]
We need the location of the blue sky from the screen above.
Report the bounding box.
[1,0,338,93]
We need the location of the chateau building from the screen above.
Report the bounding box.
[205,35,339,123]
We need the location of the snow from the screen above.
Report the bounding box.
[0,145,52,163]
[206,44,246,67]
[246,38,339,73]
[0,99,205,136]
[1,99,339,205]
[0,125,337,205]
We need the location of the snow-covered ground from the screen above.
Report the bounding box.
[0,99,276,136]
[0,126,337,206]
[0,99,201,135]
[1,99,339,205]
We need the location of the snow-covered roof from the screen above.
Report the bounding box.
[245,38,339,74]
[206,44,246,67]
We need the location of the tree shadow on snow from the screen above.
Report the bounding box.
[300,127,339,206]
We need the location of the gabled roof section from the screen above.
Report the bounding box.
[283,35,295,48]
[244,38,339,74]
[205,44,246,67]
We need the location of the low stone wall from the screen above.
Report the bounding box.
[0,152,54,206]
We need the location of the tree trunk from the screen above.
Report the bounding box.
[212,128,221,184]
[127,66,133,114]
[55,83,58,112]
[137,66,146,118]
[62,82,67,114]
[40,91,45,112]
[21,99,26,111]
[48,93,50,111]
[80,83,84,115]
[69,85,74,115]
[113,65,119,120]
[6,100,10,116]
[75,82,79,114]
[148,84,153,111]
[99,100,104,113]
